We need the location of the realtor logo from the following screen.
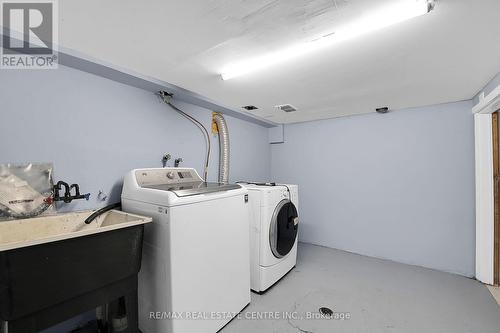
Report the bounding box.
[1,0,58,69]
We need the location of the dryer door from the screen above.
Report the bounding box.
[269,200,299,258]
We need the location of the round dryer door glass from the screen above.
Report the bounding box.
[269,199,299,258]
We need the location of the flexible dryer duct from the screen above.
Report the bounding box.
[213,113,230,184]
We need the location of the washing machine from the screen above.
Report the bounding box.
[240,183,299,293]
[121,168,251,333]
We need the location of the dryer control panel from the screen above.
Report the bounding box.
[135,168,203,187]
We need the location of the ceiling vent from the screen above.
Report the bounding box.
[376,107,389,114]
[242,105,258,111]
[276,104,298,113]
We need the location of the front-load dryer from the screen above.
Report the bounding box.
[240,183,299,293]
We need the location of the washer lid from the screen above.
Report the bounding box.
[143,182,241,197]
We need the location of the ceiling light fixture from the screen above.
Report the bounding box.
[220,0,434,80]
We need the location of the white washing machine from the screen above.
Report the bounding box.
[121,168,251,333]
[240,183,299,293]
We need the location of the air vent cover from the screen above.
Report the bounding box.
[276,104,298,113]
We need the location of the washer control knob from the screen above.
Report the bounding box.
[167,171,175,179]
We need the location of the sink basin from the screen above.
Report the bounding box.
[0,210,151,252]
[0,210,152,332]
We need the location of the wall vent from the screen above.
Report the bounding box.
[276,104,298,113]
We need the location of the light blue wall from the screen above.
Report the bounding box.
[271,101,476,277]
[0,65,271,214]
[0,65,271,332]
[0,60,484,329]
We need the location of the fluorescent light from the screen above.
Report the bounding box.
[220,0,433,80]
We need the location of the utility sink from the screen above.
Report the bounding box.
[0,210,152,333]
[0,210,151,252]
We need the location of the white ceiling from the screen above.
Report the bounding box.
[60,0,500,124]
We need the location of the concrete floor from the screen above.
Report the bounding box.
[222,243,500,333]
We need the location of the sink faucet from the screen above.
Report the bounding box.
[174,158,183,167]
[53,181,90,203]
[162,153,171,167]
[54,181,70,201]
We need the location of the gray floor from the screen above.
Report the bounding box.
[222,243,500,333]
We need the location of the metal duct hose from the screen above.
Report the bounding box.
[214,113,230,184]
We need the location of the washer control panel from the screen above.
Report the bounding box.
[135,168,202,187]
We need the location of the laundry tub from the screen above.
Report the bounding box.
[0,210,152,333]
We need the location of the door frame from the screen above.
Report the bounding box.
[492,112,499,285]
[474,85,500,285]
